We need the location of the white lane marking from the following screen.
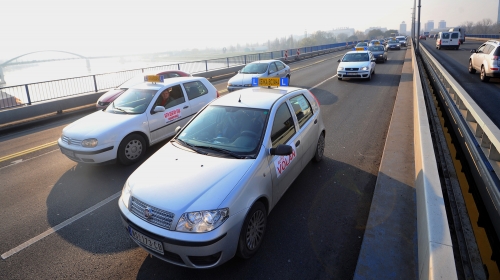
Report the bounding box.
[1,191,121,260]
[0,149,59,171]
[309,74,338,91]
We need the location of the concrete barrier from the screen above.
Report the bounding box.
[412,45,458,280]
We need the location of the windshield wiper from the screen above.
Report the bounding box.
[173,139,207,155]
[194,145,246,159]
[112,102,129,114]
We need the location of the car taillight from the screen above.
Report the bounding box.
[437,39,441,44]
[492,56,499,61]
[216,91,220,98]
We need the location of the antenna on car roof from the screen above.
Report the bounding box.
[238,94,241,103]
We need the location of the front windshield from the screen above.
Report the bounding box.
[118,75,145,89]
[177,105,269,158]
[105,88,157,114]
[342,53,369,62]
[369,46,385,52]
[240,63,269,74]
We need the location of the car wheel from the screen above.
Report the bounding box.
[118,134,146,165]
[237,201,267,259]
[313,132,325,162]
[468,60,476,74]
[338,77,342,80]
[286,74,291,84]
[480,66,490,82]
[367,73,372,80]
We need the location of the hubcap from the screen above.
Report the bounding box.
[245,210,265,250]
[125,140,143,160]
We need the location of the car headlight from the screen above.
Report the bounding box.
[121,180,131,209]
[337,67,344,71]
[361,66,369,71]
[379,55,383,57]
[176,208,229,232]
[227,83,233,86]
[81,138,98,148]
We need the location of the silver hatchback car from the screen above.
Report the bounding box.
[119,80,325,268]
[468,40,500,82]
[227,60,291,92]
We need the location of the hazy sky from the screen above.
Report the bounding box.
[1,0,498,60]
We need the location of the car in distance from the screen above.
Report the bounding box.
[337,48,376,80]
[386,39,401,50]
[355,42,369,48]
[58,76,218,165]
[468,40,500,82]
[227,60,290,92]
[395,36,407,47]
[96,70,191,110]
[368,40,381,47]
[118,78,326,268]
[419,35,426,40]
[368,45,387,63]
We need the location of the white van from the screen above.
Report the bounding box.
[449,27,465,43]
[436,31,461,50]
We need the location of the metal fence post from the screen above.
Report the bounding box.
[205,60,208,72]
[25,85,31,105]
[93,75,98,92]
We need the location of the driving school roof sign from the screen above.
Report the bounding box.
[252,77,289,87]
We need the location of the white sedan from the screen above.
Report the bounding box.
[58,76,218,165]
[336,49,376,80]
[119,79,326,268]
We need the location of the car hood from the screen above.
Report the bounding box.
[370,51,385,56]
[127,142,255,214]
[62,110,143,140]
[97,88,126,102]
[228,73,265,86]
[339,61,371,68]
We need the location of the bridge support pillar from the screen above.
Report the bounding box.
[86,59,91,74]
[0,66,5,85]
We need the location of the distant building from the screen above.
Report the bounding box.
[364,26,387,34]
[330,27,355,37]
[438,20,446,29]
[424,20,434,32]
[400,22,407,35]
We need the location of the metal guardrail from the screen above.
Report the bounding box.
[0,42,358,110]
[412,41,458,280]
[466,34,500,39]
[419,43,500,242]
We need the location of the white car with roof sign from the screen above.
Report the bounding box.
[227,60,290,92]
[337,48,376,80]
[58,75,218,165]
[118,77,326,268]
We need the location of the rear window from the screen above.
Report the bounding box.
[451,33,459,39]
[493,46,500,56]
[441,33,450,39]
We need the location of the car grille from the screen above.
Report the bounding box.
[345,68,359,71]
[130,196,175,230]
[61,135,82,146]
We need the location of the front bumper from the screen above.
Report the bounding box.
[337,70,371,79]
[227,85,252,92]
[57,138,116,164]
[118,198,246,269]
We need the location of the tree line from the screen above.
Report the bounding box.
[458,18,500,34]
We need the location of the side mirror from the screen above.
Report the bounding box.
[153,106,165,113]
[337,59,341,63]
[470,49,476,53]
[270,144,293,156]
[175,126,182,133]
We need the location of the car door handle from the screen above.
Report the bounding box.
[314,119,317,124]
[183,106,189,109]
[295,140,300,147]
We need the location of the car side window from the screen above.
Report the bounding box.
[442,33,450,39]
[451,33,459,39]
[183,81,209,100]
[483,45,494,54]
[289,95,313,129]
[269,63,278,74]
[276,61,285,71]
[154,84,185,109]
[271,103,296,148]
[477,45,486,53]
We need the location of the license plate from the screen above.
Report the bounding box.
[258,77,280,87]
[60,147,75,158]
[345,73,357,76]
[128,226,164,254]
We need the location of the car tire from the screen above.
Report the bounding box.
[313,132,325,163]
[367,73,372,81]
[468,60,476,74]
[338,77,342,80]
[480,66,490,82]
[236,201,267,259]
[118,134,146,165]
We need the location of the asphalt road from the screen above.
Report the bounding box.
[419,39,500,128]
[0,48,407,279]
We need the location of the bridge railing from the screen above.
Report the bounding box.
[0,42,357,110]
[466,34,500,39]
[419,42,500,247]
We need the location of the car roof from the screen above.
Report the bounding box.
[210,87,304,109]
[345,50,371,54]
[128,76,207,91]
[247,59,281,64]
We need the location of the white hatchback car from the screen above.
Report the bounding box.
[227,60,290,92]
[337,49,376,80]
[119,80,326,268]
[58,76,218,165]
